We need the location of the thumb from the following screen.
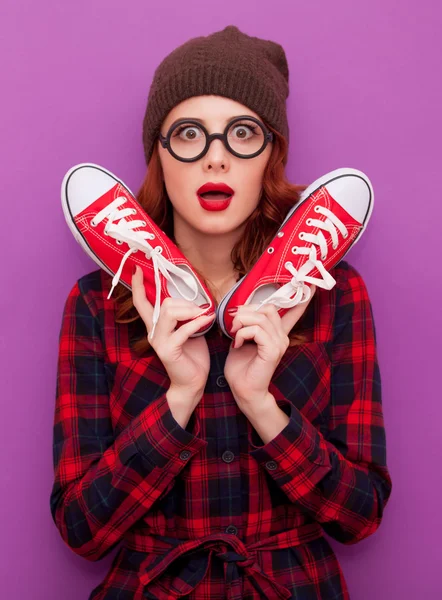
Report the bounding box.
[131,264,154,315]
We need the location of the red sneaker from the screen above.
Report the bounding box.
[217,168,374,339]
[61,163,216,339]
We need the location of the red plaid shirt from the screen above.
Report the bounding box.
[50,260,392,599]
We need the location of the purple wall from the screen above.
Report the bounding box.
[2,1,440,598]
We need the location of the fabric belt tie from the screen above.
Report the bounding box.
[124,523,323,599]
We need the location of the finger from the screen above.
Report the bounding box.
[168,313,214,346]
[132,267,211,337]
[233,325,282,359]
[153,298,212,339]
[131,266,155,322]
[231,308,279,342]
[253,304,286,339]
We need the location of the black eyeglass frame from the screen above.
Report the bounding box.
[158,115,274,162]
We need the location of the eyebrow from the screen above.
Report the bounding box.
[169,115,251,129]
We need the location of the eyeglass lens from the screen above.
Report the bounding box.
[169,119,266,159]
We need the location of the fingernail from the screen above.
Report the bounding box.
[227,307,238,314]
[194,310,212,318]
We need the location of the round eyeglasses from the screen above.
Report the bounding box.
[158,115,274,162]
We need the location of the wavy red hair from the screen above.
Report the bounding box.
[112,124,311,355]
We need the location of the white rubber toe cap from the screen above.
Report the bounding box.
[326,174,372,224]
[62,163,118,217]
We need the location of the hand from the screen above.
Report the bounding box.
[224,286,317,412]
[131,265,213,397]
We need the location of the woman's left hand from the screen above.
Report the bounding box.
[224,286,317,413]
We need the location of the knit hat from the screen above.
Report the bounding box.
[142,25,290,165]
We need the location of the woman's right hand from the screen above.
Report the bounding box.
[131,265,213,396]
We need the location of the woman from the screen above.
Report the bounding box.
[50,25,392,599]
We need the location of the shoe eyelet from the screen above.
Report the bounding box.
[321,254,326,260]
[291,246,299,254]
[343,232,348,239]
[91,219,97,227]
[116,240,123,245]
[267,247,275,254]
[332,244,337,250]
[141,220,147,227]
[314,206,320,213]
[131,208,137,215]
[277,231,284,238]
[306,218,312,226]
[299,232,305,240]
[284,261,292,268]
[104,229,109,236]
[155,246,163,254]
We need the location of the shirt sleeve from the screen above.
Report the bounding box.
[248,264,392,544]
[50,280,208,561]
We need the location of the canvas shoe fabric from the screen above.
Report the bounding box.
[61,163,216,340]
[217,167,374,339]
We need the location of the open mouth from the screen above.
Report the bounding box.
[198,191,233,200]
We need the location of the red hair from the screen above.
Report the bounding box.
[113,124,311,354]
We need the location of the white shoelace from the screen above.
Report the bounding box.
[253,205,348,312]
[91,196,200,339]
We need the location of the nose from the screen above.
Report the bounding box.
[203,137,229,170]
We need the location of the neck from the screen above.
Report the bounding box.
[172,211,244,290]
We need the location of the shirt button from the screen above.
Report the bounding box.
[216,375,228,387]
[266,460,278,470]
[180,450,191,461]
[225,525,238,535]
[222,450,235,463]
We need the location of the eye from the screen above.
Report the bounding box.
[172,124,204,140]
[230,123,258,140]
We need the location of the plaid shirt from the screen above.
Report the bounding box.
[50,260,392,600]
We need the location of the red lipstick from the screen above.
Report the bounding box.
[197,182,234,212]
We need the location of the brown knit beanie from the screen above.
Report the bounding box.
[142,25,290,165]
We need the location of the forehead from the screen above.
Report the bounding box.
[162,95,261,129]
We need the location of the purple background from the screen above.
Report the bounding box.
[2,1,440,598]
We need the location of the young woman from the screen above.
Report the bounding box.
[50,25,392,599]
